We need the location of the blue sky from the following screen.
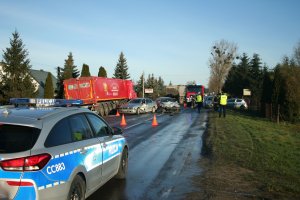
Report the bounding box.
[1,0,299,86]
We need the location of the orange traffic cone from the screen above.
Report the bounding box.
[152,114,158,126]
[120,114,127,126]
[116,110,120,116]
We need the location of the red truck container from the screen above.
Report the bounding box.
[64,76,137,116]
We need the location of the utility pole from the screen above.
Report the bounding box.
[142,72,145,98]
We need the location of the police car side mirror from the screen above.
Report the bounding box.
[112,127,123,135]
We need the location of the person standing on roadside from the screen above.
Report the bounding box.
[219,92,227,118]
[196,92,203,113]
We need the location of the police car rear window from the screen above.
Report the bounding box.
[0,124,40,153]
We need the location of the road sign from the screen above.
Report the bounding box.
[243,89,251,96]
[145,88,153,93]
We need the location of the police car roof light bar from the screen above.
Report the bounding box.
[9,98,83,107]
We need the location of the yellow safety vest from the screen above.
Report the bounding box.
[220,95,227,105]
[196,95,202,103]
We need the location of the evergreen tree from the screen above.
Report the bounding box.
[113,52,130,79]
[55,66,64,99]
[62,52,79,79]
[157,76,166,97]
[81,63,91,77]
[55,53,79,98]
[223,53,250,97]
[135,73,144,97]
[44,72,54,98]
[98,66,107,77]
[0,31,37,102]
[249,53,263,107]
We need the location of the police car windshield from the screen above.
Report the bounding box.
[0,124,40,153]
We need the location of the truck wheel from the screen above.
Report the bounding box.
[103,103,109,116]
[98,104,105,117]
[68,175,85,200]
[107,103,113,114]
[115,148,128,179]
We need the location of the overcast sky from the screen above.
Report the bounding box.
[1,0,299,86]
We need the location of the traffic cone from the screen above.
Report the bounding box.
[120,114,127,126]
[116,110,120,116]
[152,114,158,126]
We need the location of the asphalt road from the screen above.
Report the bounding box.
[87,107,207,200]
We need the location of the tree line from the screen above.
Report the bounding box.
[208,39,300,122]
[0,31,168,104]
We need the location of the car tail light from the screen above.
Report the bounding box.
[0,154,51,171]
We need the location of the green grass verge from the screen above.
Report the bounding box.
[205,109,300,198]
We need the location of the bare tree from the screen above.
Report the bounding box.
[208,39,238,93]
[293,41,300,66]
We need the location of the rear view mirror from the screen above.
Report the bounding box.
[112,127,123,135]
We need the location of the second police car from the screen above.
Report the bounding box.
[0,98,128,200]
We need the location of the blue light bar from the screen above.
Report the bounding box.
[9,98,83,107]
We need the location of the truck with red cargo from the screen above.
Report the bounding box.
[184,84,205,107]
[64,76,137,116]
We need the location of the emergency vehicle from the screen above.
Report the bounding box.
[0,98,128,200]
[184,85,205,107]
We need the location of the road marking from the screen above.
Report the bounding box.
[161,188,172,198]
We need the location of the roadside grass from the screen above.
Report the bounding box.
[200,109,300,199]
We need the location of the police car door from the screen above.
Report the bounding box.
[43,114,103,194]
[85,114,120,183]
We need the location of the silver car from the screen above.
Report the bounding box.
[0,100,128,200]
[227,98,248,110]
[156,97,180,113]
[204,96,214,108]
[118,98,157,115]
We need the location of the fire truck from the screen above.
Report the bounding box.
[185,85,205,107]
[64,76,137,116]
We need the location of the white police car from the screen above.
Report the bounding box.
[0,98,128,200]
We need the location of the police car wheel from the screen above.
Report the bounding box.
[115,148,128,179]
[68,175,86,200]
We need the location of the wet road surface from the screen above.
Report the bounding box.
[87,108,207,200]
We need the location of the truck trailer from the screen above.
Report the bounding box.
[64,76,137,116]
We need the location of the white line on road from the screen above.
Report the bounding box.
[124,113,164,130]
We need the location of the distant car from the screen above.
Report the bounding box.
[156,97,180,113]
[204,96,214,108]
[227,98,248,110]
[0,98,128,200]
[118,98,157,115]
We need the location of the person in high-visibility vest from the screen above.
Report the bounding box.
[219,92,228,117]
[195,93,203,113]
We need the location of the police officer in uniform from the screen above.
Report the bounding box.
[196,92,203,113]
[219,92,227,118]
